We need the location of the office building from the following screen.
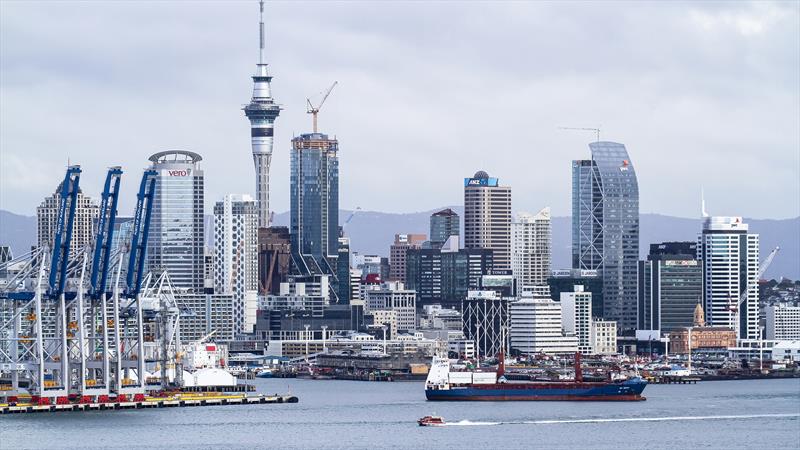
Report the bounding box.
[290,132,340,300]
[548,269,604,318]
[243,0,281,228]
[260,274,331,318]
[37,182,99,259]
[429,208,460,248]
[572,142,639,332]
[590,319,617,354]
[560,286,593,354]
[258,226,291,295]
[336,235,352,304]
[213,194,259,334]
[511,207,551,290]
[509,296,578,355]
[175,293,237,342]
[406,244,494,308]
[638,242,703,334]
[462,291,509,358]
[464,171,512,271]
[364,282,417,333]
[147,150,205,292]
[765,304,800,340]
[389,234,426,282]
[698,216,759,340]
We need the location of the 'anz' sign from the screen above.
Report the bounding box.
[167,169,192,177]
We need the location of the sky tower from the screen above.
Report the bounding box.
[244,0,280,228]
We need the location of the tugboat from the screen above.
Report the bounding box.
[418,415,446,427]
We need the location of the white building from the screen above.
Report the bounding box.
[590,319,617,355]
[370,310,399,340]
[364,282,417,333]
[37,181,99,260]
[560,285,592,354]
[213,194,259,334]
[698,216,759,340]
[765,304,800,340]
[509,296,578,355]
[511,207,551,290]
[174,293,237,342]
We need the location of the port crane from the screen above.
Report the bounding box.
[726,246,780,341]
[306,81,338,133]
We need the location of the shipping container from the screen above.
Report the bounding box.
[448,372,473,384]
[472,372,498,384]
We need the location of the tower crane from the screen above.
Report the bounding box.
[306,81,338,133]
[559,126,601,143]
[726,246,780,340]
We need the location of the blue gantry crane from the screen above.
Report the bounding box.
[125,169,157,298]
[89,167,123,300]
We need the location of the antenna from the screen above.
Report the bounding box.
[559,126,601,143]
[258,0,265,65]
[701,187,709,218]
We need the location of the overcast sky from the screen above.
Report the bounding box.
[1,1,798,219]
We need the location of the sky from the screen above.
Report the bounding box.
[1,1,798,219]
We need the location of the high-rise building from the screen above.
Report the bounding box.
[464,171,512,271]
[37,183,98,259]
[147,150,205,293]
[290,132,339,299]
[638,242,703,334]
[698,216,759,340]
[406,245,494,309]
[213,194,259,334]
[764,304,800,340]
[389,234,426,282]
[572,142,639,332]
[243,0,281,228]
[560,286,593,354]
[336,235,352,304]
[258,226,291,296]
[511,207,551,290]
[429,208,460,248]
[548,269,604,318]
[509,296,578,355]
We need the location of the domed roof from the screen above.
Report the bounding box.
[473,170,489,179]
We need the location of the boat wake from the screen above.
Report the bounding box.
[442,413,799,427]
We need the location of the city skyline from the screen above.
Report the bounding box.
[1,2,798,220]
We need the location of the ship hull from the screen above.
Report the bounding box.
[425,379,647,402]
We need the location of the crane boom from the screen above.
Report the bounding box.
[125,169,157,297]
[559,126,601,142]
[49,165,82,297]
[306,81,338,133]
[90,167,123,299]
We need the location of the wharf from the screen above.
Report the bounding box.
[646,376,701,385]
[0,393,298,415]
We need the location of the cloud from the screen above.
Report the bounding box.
[1,1,798,220]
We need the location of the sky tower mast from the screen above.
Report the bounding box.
[244,0,281,228]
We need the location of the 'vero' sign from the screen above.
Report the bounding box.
[168,169,191,177]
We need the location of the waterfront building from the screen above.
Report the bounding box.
[560,286,593,354]
[213,194,259,334]
[462,291,509,358]
[667,304,737,353]
[765,303,800,340]
[406,244,494,308]
[257,226,291,295]
[638,242,703,334]
[548,269,604,318]
[147,150,205,292]
[389,234,426,282]
[572,142,639,332]
[255,304,356,341]
[37,182,98,259]
[243,0,281,228]
[174,293,236,342]
[464,171,512,271]
[511,208,551,290]
[429,208,460,249]
[509,296,578,355]
[290,132,340,299]
[364,282,417,333]
[698,216,759,340]
[590,319,617,354]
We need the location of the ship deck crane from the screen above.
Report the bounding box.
[306,81,338,133]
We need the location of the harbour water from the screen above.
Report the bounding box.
[1,378,798,449]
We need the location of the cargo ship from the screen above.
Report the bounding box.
[425,353,647,401]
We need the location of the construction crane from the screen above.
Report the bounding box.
[726,246,780,340]
[306,81,338,133]
[339,207,361,238]
[559,126,601,143]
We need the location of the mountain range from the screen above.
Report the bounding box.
[2,208,797,280]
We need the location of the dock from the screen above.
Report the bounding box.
[0,393,298,415]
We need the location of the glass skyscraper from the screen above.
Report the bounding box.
[572,142,639,332]
[290,132,340,299]
[147,150,206,293]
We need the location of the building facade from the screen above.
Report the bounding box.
[560,286,593,354]
[590,319,617,354]
[258,226,291,296]
[698,216,759,340]
[406,247,494,308]
[243,0,281,228]
[429,208,460,248]
[572,142,639,332]
[175,293,237,343]
[509,297,578,355]
[213,194,258,334]
[364,282,417,333]
[548,269,604,318]
[464,171,512,271]
[462,291,509,358]
[638,242,703,334]
[765,304,800,340]
[511,207,551,290]
[389,234,426,282]
[37,183,99,260]
[147,150,205,293]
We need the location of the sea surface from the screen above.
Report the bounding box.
[1,378,798,449]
